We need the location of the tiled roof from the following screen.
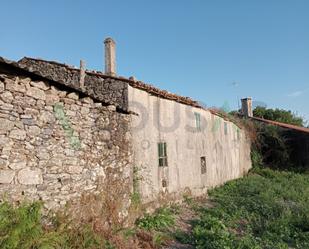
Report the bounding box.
[252,116,309,134]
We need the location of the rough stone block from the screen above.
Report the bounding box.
[81,97,94,104]
[25,108,39,116]
[63,98,75,104]
[45,93,60,106]
[22,118,36,126]
[5,78,26,93]
[0,102,13,111]
[99,130,111,141]
[9,161,26,170]
[9,129,27,140]
[19,77,31,85]
[0,91,13,103]
[36,150,50,160]
[51,86,66,97]
[36,100,45,109]
[39,111,55,124]
[27,126,41,136]
[17,168,43,185]
[0,170,15,184]
[107,105,116,111]
[30,81,50,91]
[0,82,4,92]
[0,118,14,133]
[26,87,46,100]
[81,106,89,115]
[66,165,84,174]
[0,158,9,169]
[67,92,79,100]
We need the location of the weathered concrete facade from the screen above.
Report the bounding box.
[0,66,132,212]
[128,86,251,204]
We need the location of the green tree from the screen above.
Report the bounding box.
[253,107,304,127]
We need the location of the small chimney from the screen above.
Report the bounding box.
[104,37,116,76]
[79,60,86,89]
[241,97,253,117]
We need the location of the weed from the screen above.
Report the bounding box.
[131,166,142,207]
[136,207,175,231]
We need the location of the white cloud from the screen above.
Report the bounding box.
[287,90,305,97]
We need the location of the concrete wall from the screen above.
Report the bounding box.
[0,69,132,215]
[128,86,251,204]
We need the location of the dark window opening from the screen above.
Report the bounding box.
[158,142,168,167]
[201,156,207,174]
[162,179,167,188]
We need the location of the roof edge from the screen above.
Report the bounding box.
[252,116,309,134]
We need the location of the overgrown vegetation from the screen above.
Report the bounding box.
[131,166,142,207]
[178,168,309,249]
[0,200,167,249]
[136,207,175,231]
[249,106,308,170]
[135,207,176,247]
[253,107,305,127]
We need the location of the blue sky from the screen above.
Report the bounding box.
[1,0,308,122]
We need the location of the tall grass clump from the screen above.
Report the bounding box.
[0,202,63,249]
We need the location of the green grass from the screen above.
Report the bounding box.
[186,168,309,249]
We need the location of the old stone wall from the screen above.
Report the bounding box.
[0,70,132,213]
[18,58,129,111]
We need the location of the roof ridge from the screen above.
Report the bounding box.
[252,116,309,133]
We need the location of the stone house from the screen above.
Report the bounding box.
[0,38,251,213]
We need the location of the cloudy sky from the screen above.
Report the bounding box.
[1,0,308,122]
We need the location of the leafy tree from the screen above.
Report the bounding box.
[253,106,305,127]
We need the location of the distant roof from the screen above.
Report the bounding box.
[252,116,309,134]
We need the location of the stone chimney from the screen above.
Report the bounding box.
[79,60,86,89]
[104,37,116,76]
[241,97,253,117]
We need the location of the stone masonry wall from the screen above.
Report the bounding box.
[0,70,132,213]
[18,58,129,111]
